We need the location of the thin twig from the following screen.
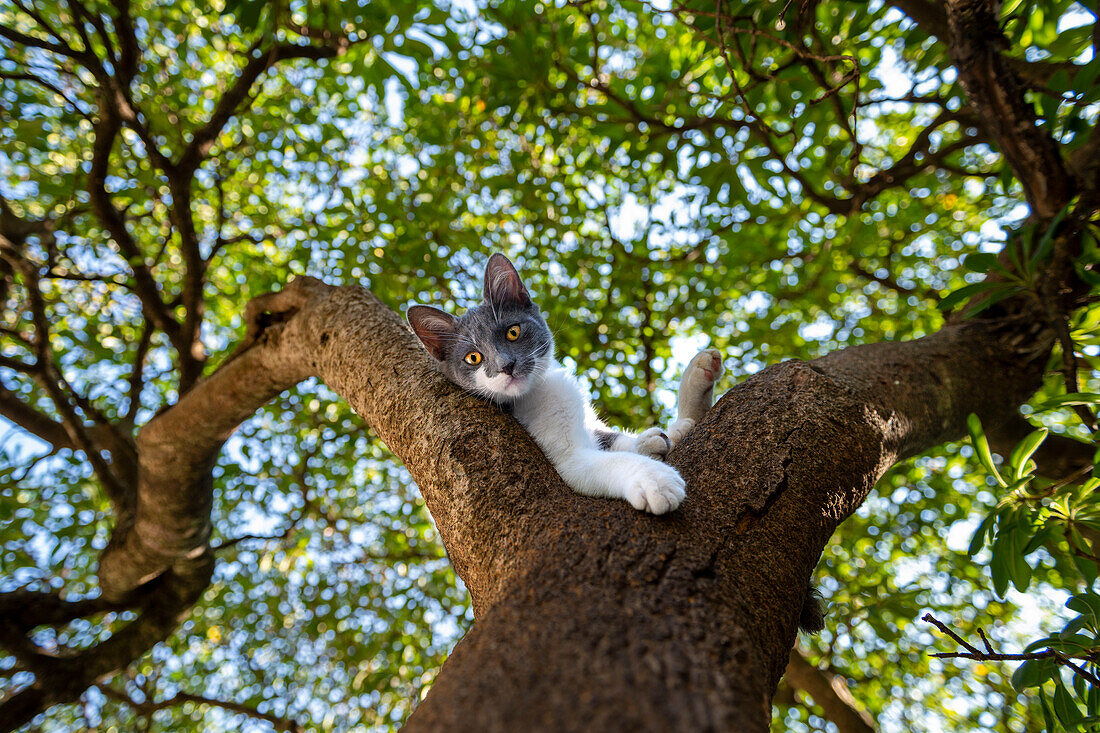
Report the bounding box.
[923,613,1100,687]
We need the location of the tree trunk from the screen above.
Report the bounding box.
[405,317,1052,732]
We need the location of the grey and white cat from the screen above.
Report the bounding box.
[406,253,723,515]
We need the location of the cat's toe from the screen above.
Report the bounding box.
[635,427,671,458]
[666,417,695,445]
[678,349,724,424]
[629,463,685,514]
[624,481,651,511]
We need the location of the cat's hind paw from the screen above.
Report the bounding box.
[624,461,686,514]
[634,427,672,459]
[677,348,724,423]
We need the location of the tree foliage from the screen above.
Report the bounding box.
[0,0,1098,731]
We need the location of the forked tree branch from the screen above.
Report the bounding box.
[0,249,1063,730]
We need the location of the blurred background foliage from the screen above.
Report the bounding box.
[1,0,1098,730]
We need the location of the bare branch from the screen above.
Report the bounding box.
[924,613,1100,687]
[96,684,304,732]
[124,325,151,425]
[0,22,84,61]
[0,383,74,449]
[0,590,125,633]
[87,92,180,344]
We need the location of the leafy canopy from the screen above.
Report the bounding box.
[1,0,1098,731]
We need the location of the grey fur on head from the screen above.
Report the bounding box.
[407,253,554,403]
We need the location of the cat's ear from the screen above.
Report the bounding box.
[483,253,532,307]
[407,305,458,361]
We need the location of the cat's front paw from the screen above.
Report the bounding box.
[634,427,672,459]
[623,460,686,514]
[666,417,695,447]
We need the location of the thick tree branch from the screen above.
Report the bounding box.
[890,0,1080,87]
[944,0,1075,218]
[0,563,212,732]
[96,277,330,601]
[3,252,1059,730]
[0,590,124,633]
[0,384,74,449]
[781,648,876,733]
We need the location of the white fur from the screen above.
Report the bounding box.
[474,369,530,399]
[509,360,686,514]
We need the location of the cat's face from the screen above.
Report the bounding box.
[408,254,554,402]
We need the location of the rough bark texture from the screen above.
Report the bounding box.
[405,314,1052,731]
[8,266,1045,733]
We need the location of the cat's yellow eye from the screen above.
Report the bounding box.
[507,324,521,341]
[464,351,482,365]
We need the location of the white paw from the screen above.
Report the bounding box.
[686,348,724,387]
[666,417,695,446]
[634,427,671,459]
[678,348,724,423]
[623,459,686,515]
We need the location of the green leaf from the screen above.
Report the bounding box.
[963,252,1009,275]
[938,282,1001,312]
[1011,428,1049,481]
[1073,554,1100,586]
[1012,657,1058,691]
[969,511,998,557]
[968,413,1007,487]
[1041,688,1057,731]
[1023,524,1054,555]
[964,284,1023,317]
[1007,529,1033,592]
[1054,678,1084,727]
[1031,202,1073,273]
[1067,593,1100,630]
[1037,393,1100,409]
[990,547,1011,597]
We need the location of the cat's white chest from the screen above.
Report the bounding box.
[510,365,588,456]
